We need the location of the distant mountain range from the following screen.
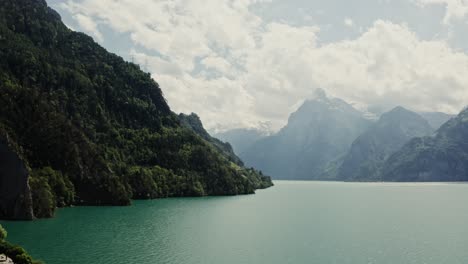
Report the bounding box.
[381,108,468,181]
[338,106,433,181]
[220,90,464,182]
[214,128,267,155]
[418,112,455,130]
[240,89,372,180]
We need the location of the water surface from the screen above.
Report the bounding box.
[2,181,468,264]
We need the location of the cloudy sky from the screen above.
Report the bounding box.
[48,0,468,132]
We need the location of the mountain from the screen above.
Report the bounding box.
[381,107,468,181]
[419,112,455,130]
[214,128,267,155]
[179,113,273,189]
[338,107,434,181]
[241,89,373,180]
[0,0,271,220]
[179,113,244,166]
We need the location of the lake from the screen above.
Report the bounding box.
[2,181,468,264]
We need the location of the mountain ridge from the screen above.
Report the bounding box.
[337,106,434,181]
[381,107,468,181]
[241,90,373,180]
[0,0,272,220]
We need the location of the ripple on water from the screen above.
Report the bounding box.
[2,181,468,264]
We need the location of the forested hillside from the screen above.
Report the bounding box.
[0,0,272,220]
[338,107,433,181]
[381,108,468,181]
[179,113,273,190]
[179,113,244,166]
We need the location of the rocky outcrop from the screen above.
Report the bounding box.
[0,135,33,220]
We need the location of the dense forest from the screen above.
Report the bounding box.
[179,113,272,189]
[0,0,272,220]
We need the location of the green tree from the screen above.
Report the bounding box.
[29,177,55,218]
[0,224,6,240]
[0,0,272,221]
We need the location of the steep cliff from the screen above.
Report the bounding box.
[0,0,272,219]
[0,132,33,220]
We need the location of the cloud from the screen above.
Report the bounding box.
[344,18,354,27]
[415,0,468,24]
[60,0,468,132]
[307,20,468,115]
[72,13,103,42]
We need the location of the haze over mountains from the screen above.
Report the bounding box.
[418,112,455,130]
[382,108,468,182]
[241,89,373,180]
[338,107,434,181]
[215,128,267,156]
[222,90,465,182]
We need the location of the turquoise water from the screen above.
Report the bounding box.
[2,181,468,264]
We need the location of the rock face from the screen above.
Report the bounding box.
[0,136,33,220]
[338,107,434,181]
[241,90,372,180]
[381,107,468,181]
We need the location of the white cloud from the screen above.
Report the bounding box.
[200,56,236,77]
[415,0,468,24]
[307,20,468,115]
[344,18,354,27]
[60,0,468,132]
[72,13,103,42]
